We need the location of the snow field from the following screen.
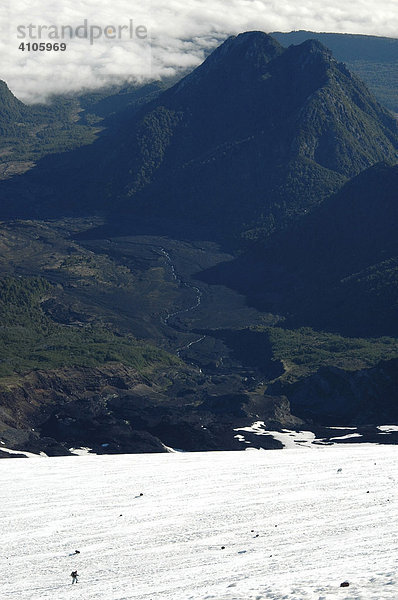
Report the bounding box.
[0,445,397,599]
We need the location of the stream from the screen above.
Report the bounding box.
[159,248,206,358]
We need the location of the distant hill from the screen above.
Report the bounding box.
[271,31,398,112]
[1,32,397,234]
[82,31,398,243]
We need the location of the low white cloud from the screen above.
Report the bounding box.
[1,0,397,103]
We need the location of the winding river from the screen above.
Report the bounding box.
[159,248,206,358]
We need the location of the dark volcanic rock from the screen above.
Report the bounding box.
[0,450,27,459]
[270,358,398,426]
[0,363,303,455]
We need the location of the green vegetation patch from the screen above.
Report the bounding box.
[0,276,178,377]
[262,325,398,381]
[0,86,99,179]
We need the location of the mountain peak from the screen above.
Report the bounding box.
[298,38,332,54]
[203,31,283,70]
[171,31,283,94]
[82,30,398,243]
[0,80,27,120]
[0,80,15,100]
[285,38,334,69]
[216,31,282,55]
[168,32,337,102]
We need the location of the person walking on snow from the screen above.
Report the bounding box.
[71,570,78,584]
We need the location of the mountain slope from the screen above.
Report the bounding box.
[0,32,397,448]
[271,30,398,112]
[1,32,397,236]
[0,80,117,181]
[270,357,398,425]
[0,80,32,130]
[87,31,398,242]
[268,162,398,336]
[202,162,398,337]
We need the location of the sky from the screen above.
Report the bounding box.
[1,0,398,103]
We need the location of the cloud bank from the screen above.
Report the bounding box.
[1,0,397,103]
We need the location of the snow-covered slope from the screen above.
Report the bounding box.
[1,446,397,599]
